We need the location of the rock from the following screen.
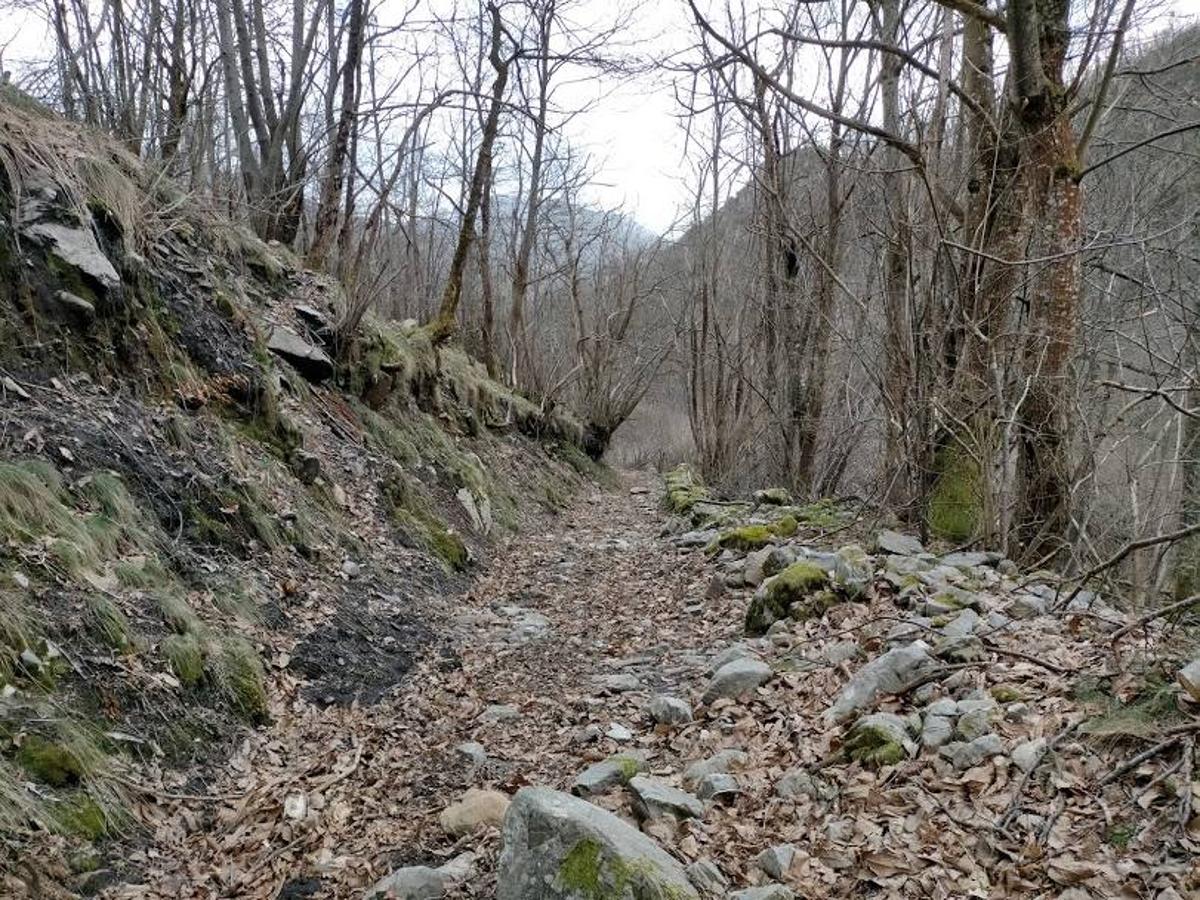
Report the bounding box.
[745,562,832,634]
[955,705,996,741]
[55,290,96,321]
[918,707,951,743]
[925,697,958,717]
[266,326,335,381]
[729,886,795,900]
[294,303,331,334]
[289,449,321,485]
[506,610,550,644]
[340,559,361,578]
[756,844,797,880]
[1011,738,1047,773]
[480,704,520,722]
[819,640,862,665]
[11,571,30,590]
[439,788,510,835]
[1008,591,1050,619]
[941,733,1003,770]
[496,786,698,900]
[437,852,476,883]
[876,530,924,556]
[597,673,641,694]
[454,742,488,767]
[844,713,916,766]
[365,865,445,899]
[676,529,719,548]
[763,546,798,578]
[572,752,649,796]
[683,748,748,787]
[605,722,634,742]
[702,657,772,703]
[695,772,740,802]
[627,776,704,820]
[743,546,775,587]
[648,695,693,725]
[775,768,837,802]
[941,608,981,639]
[1179,659,1200,702]
[941,550,1002,568]
[708,644,759,674]
[685,858,728,896]
[833,544,873,598]
[935,635,986,663]
[456,487,493,534]
[25,221,120,290]
[826,641,937,722]
[754,487,791,505]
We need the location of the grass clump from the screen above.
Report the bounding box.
[209,636,269,722]
[86,595,135,652]
[161,633,204,686]
[1081,675,1182,740]
[380,473,470,572]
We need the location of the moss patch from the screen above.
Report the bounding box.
[745,562,832,635]
[17,735,86,787]
[844,723,908,768]
[713,515,799,553]
[928,444,981,541]
[664,465,708,515]
[209,636,269,723]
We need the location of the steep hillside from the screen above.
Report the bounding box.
[0,89,597,893]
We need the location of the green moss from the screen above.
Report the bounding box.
[162,633,204,686]
[928,444,981,541]
[156,590,201,635]
[755,487,791,505]
[559,838,604,895]
[792,498,845,528]
[209,637,269,723]
[844,723,908,768]
[664,465,708,514]
[380,473,470,572]
[745,562,832,635]
[17,735,85,787]
[713,515,799,553]
[557,837,689,900]
[990,685,1024,703]
[615,755,641,780]
[52,793,108,839]
[1106,821,1137,850]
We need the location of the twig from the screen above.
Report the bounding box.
[1180,737,1194,833]
[981,640,1071,675]
[1098,735,1181,786]
[1063,527,1200,607]
[112,774,246,803]
[1109,594,1200,644]
[997,720,1079,833]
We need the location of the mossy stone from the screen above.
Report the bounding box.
[17,735,85,786]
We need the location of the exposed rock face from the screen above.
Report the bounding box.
[24,221,121,291]
[266,325,335,381]
[496,786,698,900]
[1179,658,1200,702]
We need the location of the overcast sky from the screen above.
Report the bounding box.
[2,0,1196,235]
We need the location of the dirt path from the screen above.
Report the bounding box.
[123,471,736,899]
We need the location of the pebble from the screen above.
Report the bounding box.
[756,844,797,879]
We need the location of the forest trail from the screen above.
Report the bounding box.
[121,472,730,898]
[87,470,1200,898]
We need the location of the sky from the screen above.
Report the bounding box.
[1,0,1197,236]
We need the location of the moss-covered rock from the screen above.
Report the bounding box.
[17,735,85,786]
[713,515,799,554]
[844,713,914,768]
[663,465,708,515]
[745,562,832,635]
[754,487,791,505]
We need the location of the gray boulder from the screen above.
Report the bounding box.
[876,530,924,556]
[825,641,937,722]
[365,866,445,899]
[572,752,649,796]
[920,714,954,749]
[775,768,837,803]
[648,695,693,725]
[702,657,772,704]
[685,858,728,896]
[941,733,1003,770]
[683,748,748,788]
[627,776,704,820]
[1180,658,1200,702]
[756,844,797,879]
[497,787,698,900]
[833,544,873,598]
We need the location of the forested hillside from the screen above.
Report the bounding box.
[1,0,1199,897]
